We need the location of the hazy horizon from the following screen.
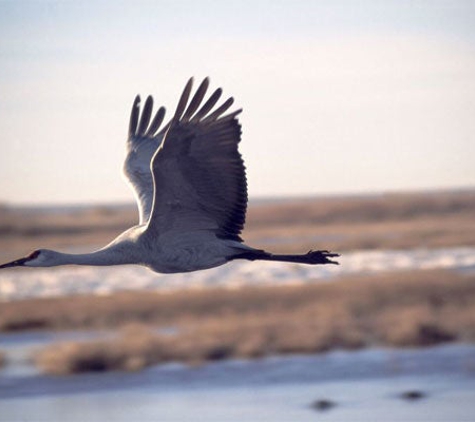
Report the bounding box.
[1,185,473,210]
[1,1,474,205]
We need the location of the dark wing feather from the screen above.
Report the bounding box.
[137,96,153,135]
[147,78,247,242]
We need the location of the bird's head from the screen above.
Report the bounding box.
[0,249,59,269]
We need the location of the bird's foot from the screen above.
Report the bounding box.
[306,249,340,265]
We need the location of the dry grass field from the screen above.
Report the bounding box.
[1,189,475,374]
[244,190,475,253]
[24,269,475,374]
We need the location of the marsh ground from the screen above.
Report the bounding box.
[1,189,474,375]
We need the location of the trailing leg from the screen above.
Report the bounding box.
[230,249,339,265]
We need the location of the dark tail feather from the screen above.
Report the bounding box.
[230,249,339,265]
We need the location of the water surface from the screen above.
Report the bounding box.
[1,344,474,421]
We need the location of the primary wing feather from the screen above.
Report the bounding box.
[147,77,247,242]
[124,95,167,224]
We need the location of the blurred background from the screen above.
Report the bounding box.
[1,1,475,421]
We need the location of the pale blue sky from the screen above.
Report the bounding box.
[1,1,474,204]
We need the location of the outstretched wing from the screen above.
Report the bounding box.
[147,77,247,242]
[124,94,168,224]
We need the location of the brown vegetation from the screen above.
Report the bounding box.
[245,190,475,253]
[32,269,475,375]
[2,190,475,374]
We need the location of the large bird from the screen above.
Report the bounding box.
[0,78,339,273]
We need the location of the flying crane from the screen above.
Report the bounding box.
[0,78,339,272]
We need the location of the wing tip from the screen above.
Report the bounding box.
[128,95,142,138]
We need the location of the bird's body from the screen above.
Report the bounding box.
[25,227,244,273]
[0,78,339,272]
[113,224,250,273]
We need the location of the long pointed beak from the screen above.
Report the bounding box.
[0,257,29,269]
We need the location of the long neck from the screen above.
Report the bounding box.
[49,245,136,267]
